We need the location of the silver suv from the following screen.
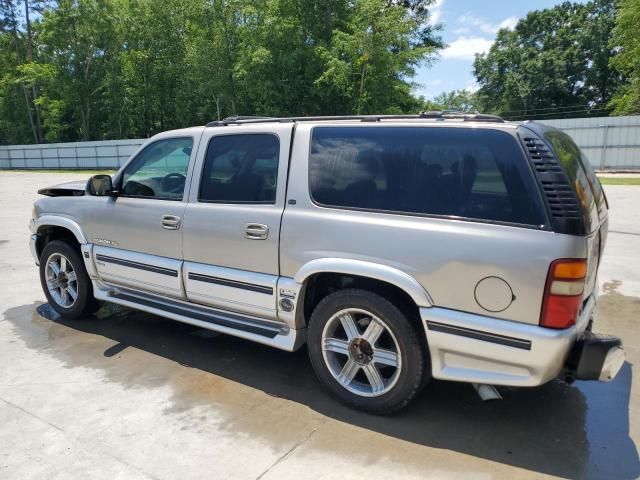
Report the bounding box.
[30,113,624,413]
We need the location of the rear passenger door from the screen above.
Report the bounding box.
[182,124,293,319]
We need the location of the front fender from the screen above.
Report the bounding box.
[34,215,88,244]
[294,258,434,307]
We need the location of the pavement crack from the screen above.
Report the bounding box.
[0,396,64,432]
[609,230,640,237]
[0,396,160,480]
[255,421,327,480]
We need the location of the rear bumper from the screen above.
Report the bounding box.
[420,295,623,386]
[568,332,625,382]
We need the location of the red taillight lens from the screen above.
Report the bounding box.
[540,259,587,329]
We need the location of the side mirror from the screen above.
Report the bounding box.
[86,175,115,196]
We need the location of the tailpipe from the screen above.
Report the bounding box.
[472,383,502,401]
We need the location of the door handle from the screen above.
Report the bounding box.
[245,223,269,240]
[162,215,181,230]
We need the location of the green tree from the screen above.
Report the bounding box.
[609,0,640,114]
[0,0,45,143]
[315,0,441,114]
[0,0,443,144]
[473,0,621,120]
[423,89,478,112]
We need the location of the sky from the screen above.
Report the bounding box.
[414,0,587,99]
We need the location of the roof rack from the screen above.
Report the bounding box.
[205,111,505,127]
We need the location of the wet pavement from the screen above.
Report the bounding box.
[1,172,639,480]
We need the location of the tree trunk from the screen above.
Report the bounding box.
[24,0,43,143]
[8,0,38,143]
[357,64,367,114]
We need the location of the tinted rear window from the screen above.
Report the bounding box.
[199,134,279,203]
[309,127,546,226]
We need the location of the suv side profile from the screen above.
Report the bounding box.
[30,113,624,414]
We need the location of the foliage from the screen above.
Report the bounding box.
[0,0,443,144]
[608,0,640,114]
[423,89,478,113]
[472,0,621,120]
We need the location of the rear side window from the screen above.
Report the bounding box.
[199,134,279,203]
[309,127,546,226]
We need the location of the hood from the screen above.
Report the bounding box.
[37,180,86,197]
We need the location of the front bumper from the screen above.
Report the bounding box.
[29,233,39,265]
[421,295,624,387]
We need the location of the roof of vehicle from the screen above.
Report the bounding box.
[203,111,514,128]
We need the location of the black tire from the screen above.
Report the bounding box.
[307,289,429,414]
[39,240,99,319]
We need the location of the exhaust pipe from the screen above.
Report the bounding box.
[472,383,502,401]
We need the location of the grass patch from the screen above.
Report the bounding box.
[597,176,640,186]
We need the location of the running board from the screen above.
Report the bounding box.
[93,284,305,352]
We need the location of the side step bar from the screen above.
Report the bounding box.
[93,284,305,352]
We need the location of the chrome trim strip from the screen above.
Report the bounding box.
[95,254,178,277]
[426,320,532,351]
[111,287,285,338]
[187,272,274,295]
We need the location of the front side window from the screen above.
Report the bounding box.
[309,126,546,226]
[199,134,279,203]
[121,137,193,200]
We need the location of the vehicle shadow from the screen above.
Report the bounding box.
[5,301,640,480]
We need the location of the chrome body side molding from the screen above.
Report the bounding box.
[93,282,305,352]
[183,261,279,320]
[93,245,184,299]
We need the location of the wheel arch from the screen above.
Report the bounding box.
[34,216,87,260]
[292,258,433,329]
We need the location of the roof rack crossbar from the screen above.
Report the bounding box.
[205,111,504,127]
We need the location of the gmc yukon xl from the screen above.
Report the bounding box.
[30,112,624,413]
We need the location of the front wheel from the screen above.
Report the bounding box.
[39,240,99,319]
[307,289,429,414]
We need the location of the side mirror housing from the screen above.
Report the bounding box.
[86,175,115,196]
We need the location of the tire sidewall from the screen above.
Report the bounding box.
[308,289,426,414]
[39,240,95,319]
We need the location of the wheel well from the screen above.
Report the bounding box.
[301,272,423,332]
[35,226,81,260]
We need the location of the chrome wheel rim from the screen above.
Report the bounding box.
[45,253,78,308]
[321,308,402,397]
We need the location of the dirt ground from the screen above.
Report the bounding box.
[1,171,638,480]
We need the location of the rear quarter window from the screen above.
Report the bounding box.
[543,129,606,217]
[309,126,547,227]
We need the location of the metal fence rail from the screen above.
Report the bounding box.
[0,139,144,170]
[1,115,639,170]
[539,116,640,171]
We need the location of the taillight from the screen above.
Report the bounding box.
[540,259,587,329]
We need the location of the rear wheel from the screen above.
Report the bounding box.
[307,289,428,414]
[39,240,99,319]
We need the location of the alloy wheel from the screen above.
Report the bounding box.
[321,308,402,397]
[45,253,78,308]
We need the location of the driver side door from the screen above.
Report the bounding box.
[82,133,200,300]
